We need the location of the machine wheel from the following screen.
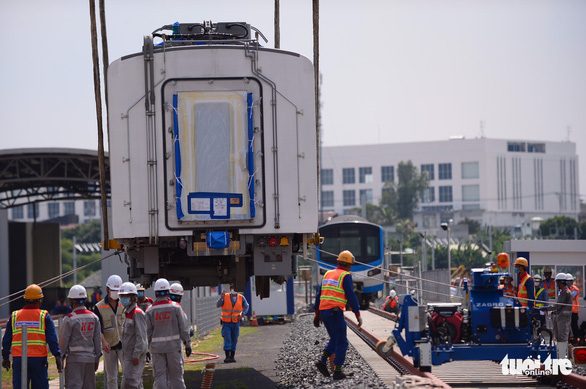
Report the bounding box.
[375,340,393,358]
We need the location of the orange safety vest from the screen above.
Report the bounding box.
[542,279,555,300]
[384,296,398,310]
[517,273,532,307]
[499,283,517,297]
[221,293,243,323]
[319,268,350,311]
[11,308,48,357]
[571,285,580,313]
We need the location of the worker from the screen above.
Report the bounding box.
[217,283,250,363]
[118,282,148,389]
[136,284,153,312]
[532,274,549,328]
[566,273,581,343]
[92,274,125,389]
[1,284,63,389]
[146,278,191,389]
[542,267,556,300]
[59,285,101,389]
[53,297,70,315]
[514,257,535,310]
[170,282,195,348]
[498,275,517,298]
[540,273,572,358]
[383,290,399,314]
[313,250,363,380]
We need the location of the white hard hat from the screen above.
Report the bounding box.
[119,282,138,295]
[68,284,87,299]
[154,278,170,291]
[566,273,574,281]
[533,274,542,282]
[389,290,396,298]
[106,275,123,290]
[170,283,184,296]
[136,284,145,291]
[555,273,568,281]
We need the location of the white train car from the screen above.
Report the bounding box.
[107,22,317,292]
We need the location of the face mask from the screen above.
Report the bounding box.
[514,268,519,274]
[120,297,132,307]
[137,292,144,298]
[109,291,119,300]
[230,289,237,295]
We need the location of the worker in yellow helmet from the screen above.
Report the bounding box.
[313,250,362,380]
[2,284,63,389]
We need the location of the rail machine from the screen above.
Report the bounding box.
[376,268,558,372]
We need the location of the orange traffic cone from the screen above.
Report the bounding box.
[251,311,258,327]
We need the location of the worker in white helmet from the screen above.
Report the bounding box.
[118,282,148,389]
[92,274,125,389]
[383,290,399,314]
[59,285,102,389]
[146,278,191,389]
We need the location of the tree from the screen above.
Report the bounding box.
[61,220,103,287]
[538,216,582,239]
[459,218,481,236]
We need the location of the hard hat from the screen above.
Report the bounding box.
[389,290,396,298]
[566,273,574,281]
[136,284,145,291]
[106,275,123,291]
[555,273,567,282]
[24,284,43,300]
[496,253,510,268]
[543,266,552,274]
[514,257,528,268]
[170,283,184,296]
[154,278,170,291]
[67,285,87,299]
[337,250,354,265]
[533,274,542,282]
[119,282,138,295]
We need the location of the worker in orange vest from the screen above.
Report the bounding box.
[542,267,556,300]
[217,283,249,363]
[514,257,535,310]
[313,250,363,380]
[566,273,581,342]
[2,284,63,389]
[498,275,517,298]
[383,290,399,314]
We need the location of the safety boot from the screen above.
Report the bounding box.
[333,371,347,380]
[224,350,231,363]
[229,350,236,363]
[315,360,330,377]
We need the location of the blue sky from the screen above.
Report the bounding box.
[1,0,585,200]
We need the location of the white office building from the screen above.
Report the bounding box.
[7,199,102,225]
[321,138,579,233]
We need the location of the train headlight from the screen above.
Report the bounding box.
[367,268,381,277]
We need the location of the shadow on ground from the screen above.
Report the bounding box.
[185,367,276,389]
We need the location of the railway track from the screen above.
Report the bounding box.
[344,308,586,389]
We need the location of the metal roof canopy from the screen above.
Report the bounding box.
[0,148,110,208]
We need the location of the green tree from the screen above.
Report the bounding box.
[61,220,103,287]
[459,218,481,235]
[538,216,581,239]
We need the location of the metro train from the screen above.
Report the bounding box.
[376,267,559,372]
[317,215,384,309]
[107,22,318,293]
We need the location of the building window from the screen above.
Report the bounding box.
[27,203,39,219]
[381,166,394,182]
[439,186,453,202]
[422,187,435,203]
[343,190,355,206]
[359,167,373,184]
[438,163,452,180]
[461,162,479,179]
[507,142,526,152]
[48,203,60,218]
[342,168,355,184]
[528,143,545,153]
[462,184,480,202]
[359,189,373,205]
[462,204,480,210]
[84,201,96,217]
[321,169,333,185]
[321,191,334,208]
[12,206,24,220]
[64,202,76,215]
[421,164,434,180]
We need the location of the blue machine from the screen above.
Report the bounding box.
[376,268,557,372]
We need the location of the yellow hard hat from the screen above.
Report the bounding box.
[337,250,354,265]
[514,257,528,268]
[24,284,44,300]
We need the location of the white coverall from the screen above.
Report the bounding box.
[120,304,148,389]
[146,298,190,389]
[59,306,102,389]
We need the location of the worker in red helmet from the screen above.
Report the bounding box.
[313,250,362,380]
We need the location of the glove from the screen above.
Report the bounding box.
[313,314,321,328]
[55,356,63,373]
[185,344,192,357]
[189,328,195,338]
[2,359,10,371]
[356,315,363,330]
